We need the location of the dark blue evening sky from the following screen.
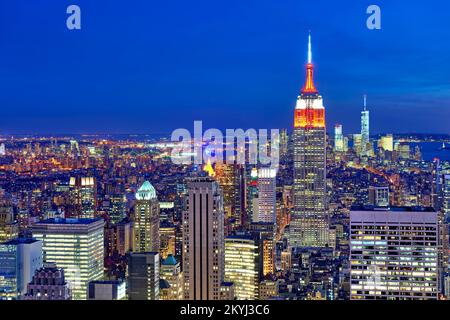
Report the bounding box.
[0,0,449,135]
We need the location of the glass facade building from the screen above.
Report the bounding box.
[31,218,104,300]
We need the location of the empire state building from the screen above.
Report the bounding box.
[290,34,329,248]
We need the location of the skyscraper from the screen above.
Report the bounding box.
[127,252,160,300]
[31,218,104,300]
[350,207,439,300]
[24,263,71,300]
[360,95,370,157]
[256,168,277,224]
[224,235,259,300]
[182,177,225,300]
[132,181,160,253]
[291,33,329,248]
[69,176,97,218]
[0,238,43,300]
[160,254,183,300]
[334,124,344,152]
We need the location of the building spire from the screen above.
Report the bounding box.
[308,31,312,64]
[363,94,367,111]
[302,32,318,95]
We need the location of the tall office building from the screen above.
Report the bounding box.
[0,204,18,242]
[334,124,344,152]
[350,207,439,300]
[24,263,71,300]
[257,168,277,223]
[360,95,370,157]
[353,134,362,155]
[31,218,104,300]
[160,254,183,300]
[249,222,275,277]
[127,252,160,300]
[291,33,329,248]
[379,134,394,152]
[182,177,225,300]
[69,176,97,218]
[224,235,259,300]
[444,175,450,218]
[0,238,43,300]
[132,181,160,253]
[215,164,246,229]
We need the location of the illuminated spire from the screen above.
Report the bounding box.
[363,94,367,111]
[308,31,312,64]
[301,32,318,95]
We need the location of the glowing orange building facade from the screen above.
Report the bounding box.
[290,34,329,248]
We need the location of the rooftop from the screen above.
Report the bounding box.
[37,218,103,225]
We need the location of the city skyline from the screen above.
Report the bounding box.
[2,0,450,306]
[1,1,450,134]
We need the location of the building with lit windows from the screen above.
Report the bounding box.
[444,175,450,217]
[215,164,246,229]
[257,168,277,224]
[127,252,159,300]
[334,124,344,152]
[0,205,18,242]
[360,95,370,157]
[182,177,225,300]
[249,222,275,277]
[0,238,43,300]
[69,176,97,218]
[24,263,71,300]
[350,207,439,300]
[379,134,394,152]
[160,254,183,300]
[224,235,259,300]
[31,218,104,300]
[132,181,160,253]
[291,33,329,248]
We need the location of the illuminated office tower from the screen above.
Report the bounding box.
[0,143,5,156]
[334,124,344,152]
[379,134,394,151]
[182,177,225,300]
[360,95,370,156]
[291,33,329,248]
[108,194,127,224]
[249,222,275,277]
[160,254,183,300]
[31,218,104,300]
[215,164,245,229]
[395,142,411,159]
[0,238,43,300]
[353,134,362,155]
[24,263,71,300]
[0,204,18,242]
[160,223,177,259]
[350,207,439,300]
[257,168,277,223]
[280,129,289,158]
[224,235,259,300]
[69,176,97,218]
[443,175,450,217]
[246,167,259,224]
[127,252,160,300]
[132,181,160,253]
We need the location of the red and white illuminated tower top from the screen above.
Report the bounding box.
[294,33,325,129]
